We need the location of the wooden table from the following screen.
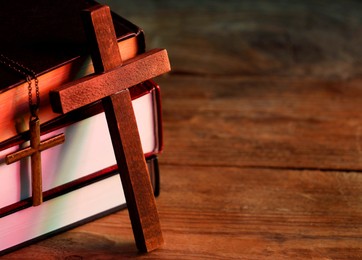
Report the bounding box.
[4,1,362,259]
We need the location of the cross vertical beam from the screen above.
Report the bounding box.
[29,118,42,206]
[80,4,123,72]
[103,89,163,252]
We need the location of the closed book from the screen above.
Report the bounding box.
[0,155,160,255]
[0,0,145,143]
[0,80,163,255]
[0,0,164,254]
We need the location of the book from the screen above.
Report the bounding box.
[0,0,164,254]
[0,155,160,255]
[0,80,163,254]
[0,0,145,143]
[0,80,163,214]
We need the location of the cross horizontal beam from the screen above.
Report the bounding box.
[5,134,65,164]
[50,48,170,114]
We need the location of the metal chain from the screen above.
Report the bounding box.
[0,54,40,118]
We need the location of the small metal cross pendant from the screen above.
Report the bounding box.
[5,117,65,206]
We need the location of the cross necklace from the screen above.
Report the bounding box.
[0,54,65,206]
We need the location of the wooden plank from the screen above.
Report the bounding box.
[5,166,362,258]
[158,75,362,171]
[118,1,362,80]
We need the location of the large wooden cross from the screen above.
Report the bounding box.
[49,5,170,252]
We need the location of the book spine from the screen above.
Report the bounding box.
[0,155,159,218]
[0,81,159,151]
[0,155,159,254]
[0,81,162,211]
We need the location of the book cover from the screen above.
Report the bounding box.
[0,79,163,254]
[0,155,160,255]
[0,80,163,216]
[0,0,164,254]
[0,0,145,143]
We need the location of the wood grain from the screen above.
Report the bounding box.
[5,0,362,259]
[5,118,65,206]
[81,4,123,72]
[54,5,165,252]
[50,48,170,114]
[158,75,362,171]
[103,90,163,252]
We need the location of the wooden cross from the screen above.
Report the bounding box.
[5,117,65,206]
[49,5,170,252]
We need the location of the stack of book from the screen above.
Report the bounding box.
[0,0,163,254]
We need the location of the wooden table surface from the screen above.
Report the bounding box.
[4,1,362,259]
